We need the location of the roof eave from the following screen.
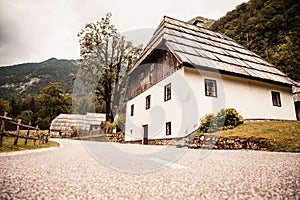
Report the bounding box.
[182,62,293,88]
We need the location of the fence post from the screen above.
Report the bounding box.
[14,119,22,145]
[39,133,42,145]
[24,122,31,145]
[42,133,45,144]
[0,112,8,147]
[34,125,38,145]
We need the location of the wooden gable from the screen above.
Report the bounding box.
[126,46,179,100]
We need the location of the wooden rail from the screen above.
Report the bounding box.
[0,112,48,147]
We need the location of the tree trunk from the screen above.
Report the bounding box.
[105,97,112,122]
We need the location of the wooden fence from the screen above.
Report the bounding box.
[0,112,49,147]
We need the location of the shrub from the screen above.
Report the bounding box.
[216,108,244,130]
[198,108,244,133]
[70,126,78,137]
[100,121,117,134]
[199,113,217,133]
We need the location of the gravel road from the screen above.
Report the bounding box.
[0,139,299,199]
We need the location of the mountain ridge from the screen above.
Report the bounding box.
[0,58,79,101]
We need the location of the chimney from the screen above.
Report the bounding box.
[187,16,206,28]
[193,19,204,27]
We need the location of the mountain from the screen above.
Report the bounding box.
[210,0,300,81]
[0,58,79,101]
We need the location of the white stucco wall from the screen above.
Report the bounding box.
[125,68,200,141]
[182,67,296,121]
[125,67,296,141]
[221,75,295,120]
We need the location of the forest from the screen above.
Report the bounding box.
[0,83,72,130]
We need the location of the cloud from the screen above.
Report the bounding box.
[0,0,248,66]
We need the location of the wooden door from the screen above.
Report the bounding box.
[142,124,148,145]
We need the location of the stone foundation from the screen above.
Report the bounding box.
[125,133,270,151]
[76,132,125,143]
[75,132,270,151]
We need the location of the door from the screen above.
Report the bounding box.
[142,124,148,145]
[295,102,300,120]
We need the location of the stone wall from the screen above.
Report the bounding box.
[76,132,270,151]
[77,132,125,143]
[124,133,270,151]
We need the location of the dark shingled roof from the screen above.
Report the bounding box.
[134,16,293,86]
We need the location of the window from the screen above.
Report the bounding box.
[166,122,171,135]
[130,104,134,116]
[205,79,217,97]
[150,63,155,72]
[140,72,145,80]
[164,83,171,101]
[271,91,281,107]
[146,95,151,109]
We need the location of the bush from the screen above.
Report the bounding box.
[100,121,117,134]
[70,126,78,137]
[216,108,244,130]
[198,108,244,133]
[199,113,217,133]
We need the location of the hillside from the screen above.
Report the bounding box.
[210,0,300,81]
[0,58,78,101]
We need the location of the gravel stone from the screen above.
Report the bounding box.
[0,139,299,199]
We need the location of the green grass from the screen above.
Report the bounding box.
[219,121,300,152]
[0,136,59,153]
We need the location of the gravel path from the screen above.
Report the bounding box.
[0,139,299,199]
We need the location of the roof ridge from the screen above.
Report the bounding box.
[163,16,234,42]
[163,15,210,30]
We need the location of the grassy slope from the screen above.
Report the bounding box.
[0,136,59,153]
[219,121,300,152]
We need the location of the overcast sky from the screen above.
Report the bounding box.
[0,0,248,66]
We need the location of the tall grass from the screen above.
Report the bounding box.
[220,121,300,152]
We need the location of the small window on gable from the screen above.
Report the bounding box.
[271,91,281,107]
[130,104,134,116]
[205,79,217,97]
[146,95,151,110]
[150,63,155,72]
[140,72,145,80]
[164,83,171,101]
[166,122,171,136]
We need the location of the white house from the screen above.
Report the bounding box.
[124,16,297,142]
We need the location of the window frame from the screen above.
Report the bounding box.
[205,79,217,97]
[271,91,281,107]
[146,95,151,110]
[140,71,145,80]
[164,83,171,101]
[130,104,134,116]
[150,63,155,72]
[166,121,171,136]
